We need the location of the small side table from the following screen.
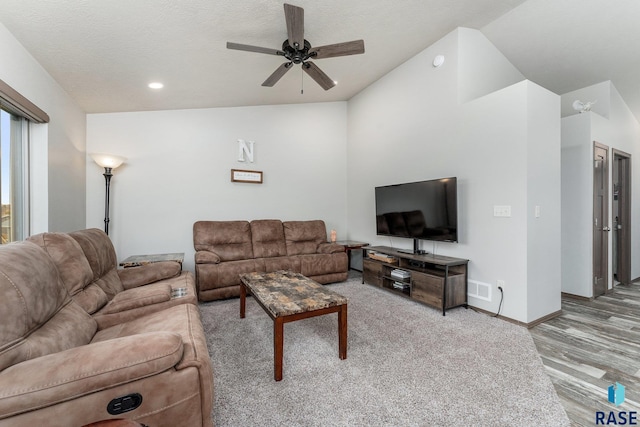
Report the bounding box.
[334,241,369,271]
[119,253,185,270]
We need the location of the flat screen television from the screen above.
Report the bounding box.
[375,177,458,253]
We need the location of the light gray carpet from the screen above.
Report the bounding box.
[200,276,569,426]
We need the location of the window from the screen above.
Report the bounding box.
[0,108,27,243]
[0,78,48,243]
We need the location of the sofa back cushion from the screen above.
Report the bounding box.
[250,220,287,258]
[0,241,97,371]
[69,228,124,300]
[27,232,109,314]
[193,221,254,261]
[283,220,328,255]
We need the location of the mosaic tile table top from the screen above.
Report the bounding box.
[239,270,348,318]
[119,252,185,268]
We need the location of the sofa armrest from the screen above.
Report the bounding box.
[118,261,181,289]
[317,242,346,254]
[0,332,183,418]
[195,250,220,264]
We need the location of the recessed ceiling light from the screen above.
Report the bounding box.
[148,82,164,89]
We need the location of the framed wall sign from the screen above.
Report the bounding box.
[231,169,263,184]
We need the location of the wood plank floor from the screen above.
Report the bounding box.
[530,283,640,426]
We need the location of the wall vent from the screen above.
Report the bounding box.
[468,280,492,302]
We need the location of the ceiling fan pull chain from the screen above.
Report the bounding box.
[301,66,304,94]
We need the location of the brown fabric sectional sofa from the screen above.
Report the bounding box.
[0,229,213,427]
[193,219,348,301]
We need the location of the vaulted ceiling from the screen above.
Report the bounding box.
[1,0,639,122]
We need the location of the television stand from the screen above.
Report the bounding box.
[362,246,468,316]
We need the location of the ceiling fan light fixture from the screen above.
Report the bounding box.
[226,3,364,91]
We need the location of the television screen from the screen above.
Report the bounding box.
[375,177,458,243]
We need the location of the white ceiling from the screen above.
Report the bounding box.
[1,0,639,122]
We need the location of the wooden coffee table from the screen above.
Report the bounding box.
[239,270,348,381]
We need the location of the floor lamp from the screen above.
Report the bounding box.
[90,153,126,235]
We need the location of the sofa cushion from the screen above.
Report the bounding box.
[27,232,109,314]
[193,220,254,261]
[250,219,287,258]
[69,228,125,299]
[91,272,198,330]
[256,256,301,274]
[0,241,97,371]
[283,220,328,255]
[196,259,259,290]
[99,284,172,315]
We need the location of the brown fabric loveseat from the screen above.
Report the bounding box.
[0,230,213,427]
[193,219,348,301]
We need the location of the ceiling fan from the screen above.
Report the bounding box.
[227,3,365,91]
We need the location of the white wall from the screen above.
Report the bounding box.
[0,23,86,233]
[561,81,640,297]
[86,102,348,273]
[347,28,561,324]
[526,82,562,321]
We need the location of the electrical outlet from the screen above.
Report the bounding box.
[497,279,505,290]
[493,205,512,217]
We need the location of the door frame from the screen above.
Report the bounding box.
[593,141,609,297]
[612,148,631,285]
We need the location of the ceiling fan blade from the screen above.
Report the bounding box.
[227,42,283,56]
[310,40,365,59]
[262,62,293,87]
[284,3,304,49]
[302,62,336,91]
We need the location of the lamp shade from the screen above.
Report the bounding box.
[90,153,126,169]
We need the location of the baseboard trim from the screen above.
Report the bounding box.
[526,310,563,328]
[561,292,592,301]
[469,306,562,329]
